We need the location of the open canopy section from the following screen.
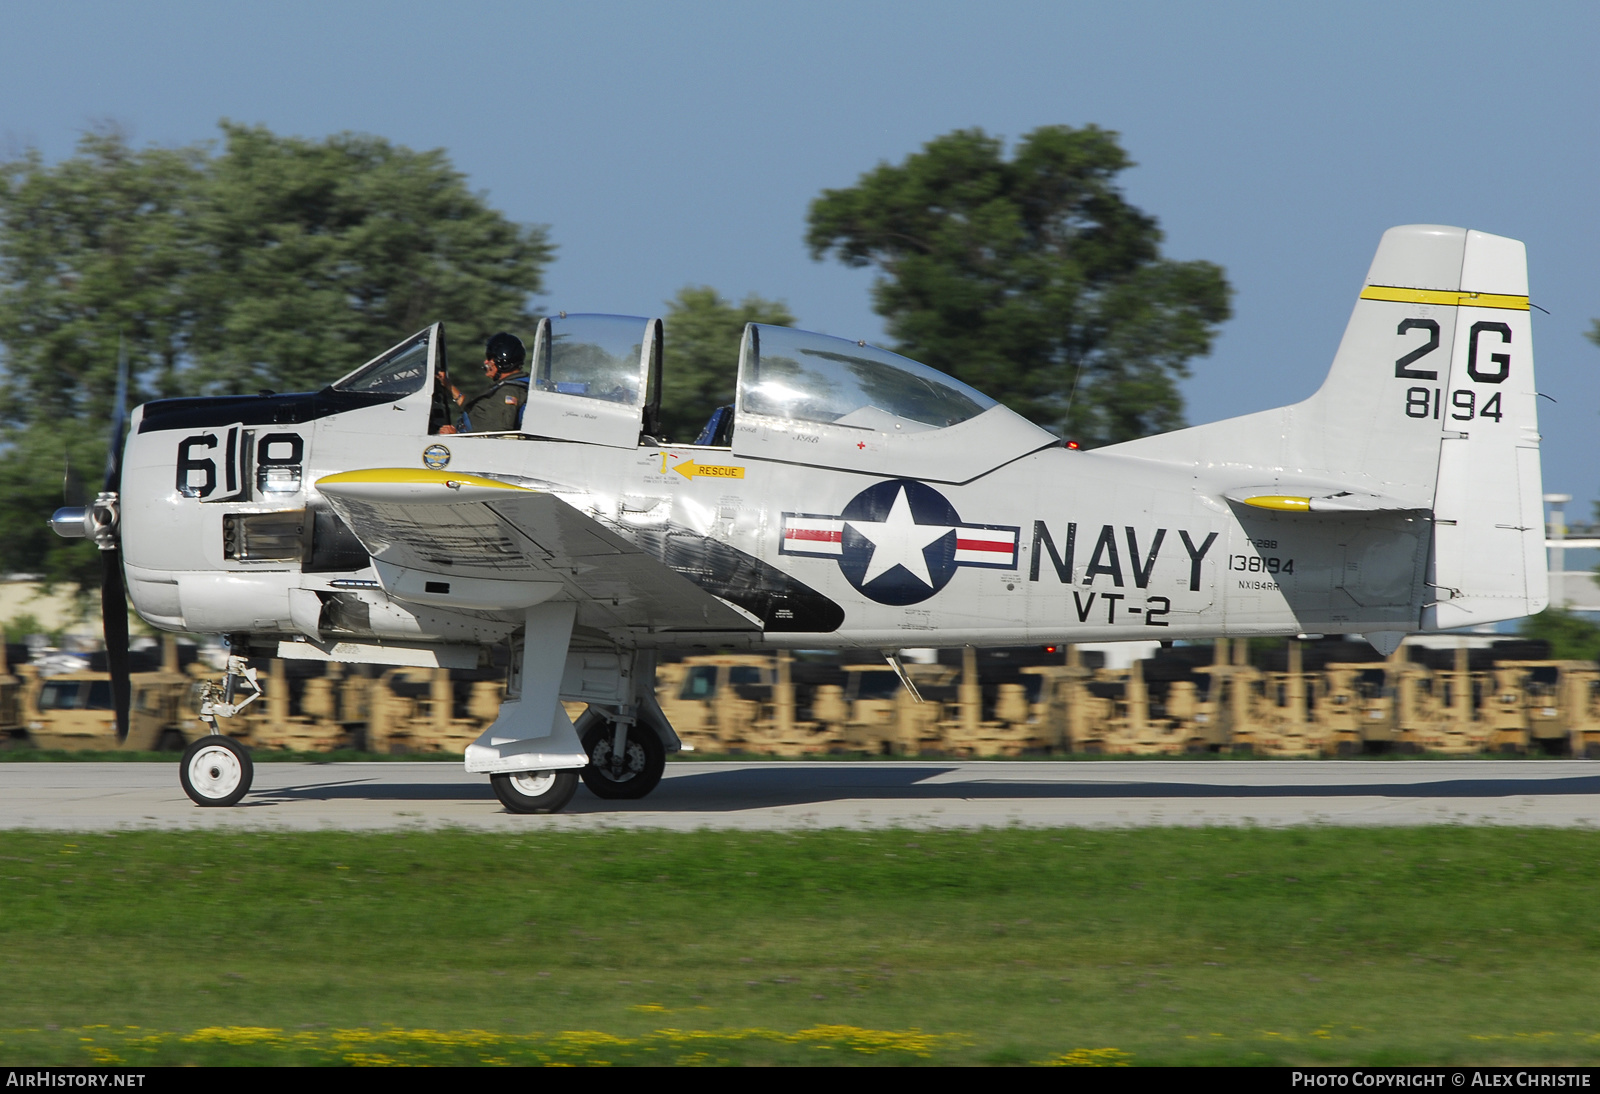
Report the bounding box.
[732,325,1057,482]
[521,314,663,448]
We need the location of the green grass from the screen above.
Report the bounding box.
[3,827,1600,1065]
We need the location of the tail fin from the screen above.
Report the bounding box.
[1104,224,1545,629]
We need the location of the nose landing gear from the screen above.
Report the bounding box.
[180,654,262,807]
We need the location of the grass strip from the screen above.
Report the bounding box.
[2,827,1599,1065]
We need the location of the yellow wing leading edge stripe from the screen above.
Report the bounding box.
[316,468,534,491]
[1360,285,1529,310]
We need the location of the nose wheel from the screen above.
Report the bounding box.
[179,735,253,807]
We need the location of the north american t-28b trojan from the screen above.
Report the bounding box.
[52,225,1547,811]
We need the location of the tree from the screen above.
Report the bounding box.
[0,129,203,586]
[658,286,793,442]
[1519,608,1600,662]
[188,123,552,394]
[806,126,1231,445]
[0,123,552,583]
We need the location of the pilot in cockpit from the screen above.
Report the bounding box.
[436,332,529,434]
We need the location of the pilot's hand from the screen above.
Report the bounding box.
[438,425,458,434]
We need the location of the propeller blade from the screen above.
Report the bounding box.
[103,336,129,494]
[62,448,90,508]
[100,337,131,741]
[101,546,131,743]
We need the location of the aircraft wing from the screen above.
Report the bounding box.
[315,469,761,634]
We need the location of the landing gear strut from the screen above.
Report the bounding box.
[181,654,262,807]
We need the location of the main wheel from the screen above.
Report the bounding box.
[580,717,666,800]
[490,770,579,814]
[179,735,253,807]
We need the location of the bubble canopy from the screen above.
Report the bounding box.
[736,325,996,433]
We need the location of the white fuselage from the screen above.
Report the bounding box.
[119,394,1429,653]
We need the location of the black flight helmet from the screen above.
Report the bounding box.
[485,331,526,372]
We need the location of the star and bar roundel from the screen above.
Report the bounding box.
[779,479,1020,606]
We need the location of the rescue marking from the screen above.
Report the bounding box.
[673,459,745,480]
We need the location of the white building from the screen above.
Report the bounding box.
[1543,494,1600,612]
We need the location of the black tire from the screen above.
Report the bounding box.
[179,735,253,807]
[580,716,666,800]
[490,770,580,814]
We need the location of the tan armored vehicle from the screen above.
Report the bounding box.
[21,636,197,751]
[0,642,20,738]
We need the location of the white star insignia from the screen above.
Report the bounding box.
[847,486,954,588]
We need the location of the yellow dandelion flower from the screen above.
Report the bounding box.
[1043,1047,1133,1067]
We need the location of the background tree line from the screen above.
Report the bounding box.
[0,122,1230,588]
[0,123,551,586]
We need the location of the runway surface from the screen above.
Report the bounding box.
[2,759,1598,830]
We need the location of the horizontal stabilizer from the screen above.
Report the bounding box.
[1224,487,1419,514]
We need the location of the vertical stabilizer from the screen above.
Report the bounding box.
[1102,224,1545,631]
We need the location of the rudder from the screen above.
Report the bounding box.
[1413,229,1545,629]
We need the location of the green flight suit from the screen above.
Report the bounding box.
[459,372,529,433]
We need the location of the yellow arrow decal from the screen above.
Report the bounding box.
[672,459,745,480]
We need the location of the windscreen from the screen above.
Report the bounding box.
[331,331,431,397]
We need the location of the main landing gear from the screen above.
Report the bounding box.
[491,711,668,814]
[579,712,666,800]
[490,770,580,814]
[468,615,676,815]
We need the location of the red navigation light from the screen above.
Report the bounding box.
[1065,440,1080,450]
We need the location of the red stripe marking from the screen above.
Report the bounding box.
[787,528,842,543]
[956,537,1013,554]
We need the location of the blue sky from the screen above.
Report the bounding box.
[4,0,1596,515]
